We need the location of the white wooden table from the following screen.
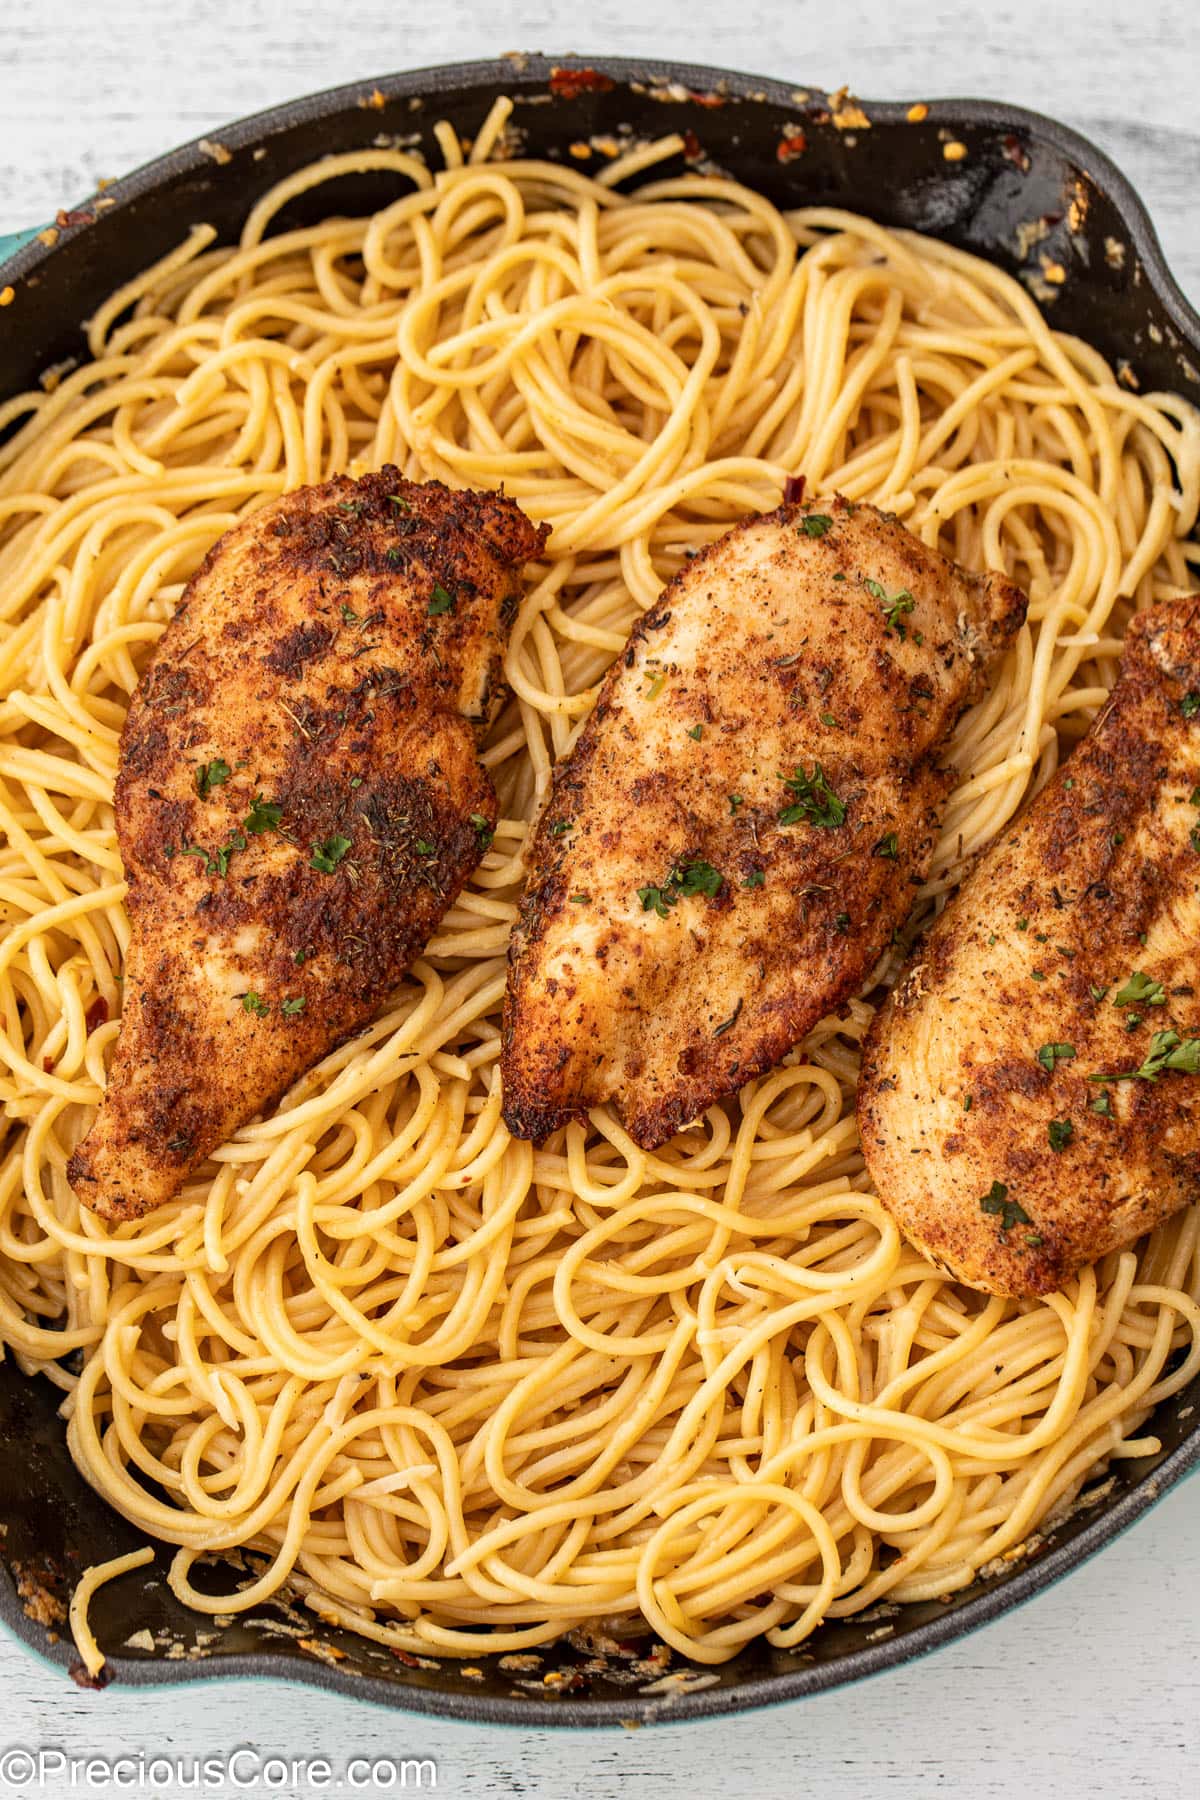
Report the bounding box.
[1,4,1197,1795]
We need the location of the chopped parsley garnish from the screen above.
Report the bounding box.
[644,889,672,928]
[178,786,281,875]
[415,838,437,857]
[865,578,916,637]
[340,603,359,624]
[242,991,269,1017]
[570,892,590,904]
[1048,1118,1074,1152]
[800,513,833,537]
[979,1180,1032,1233]
[350,775,363,788]
[834,911,851,933]
[1016,918,1028,930]
[729,794,744,814]
[470,813,494,849]
[281,996,306,1016]
[687,724,704,741]
[1088,1029,1200,1083]
[1091,1091,1113,1116]
[310,834,351,874]
[244,795,283,835]
[672,860,723,898]
[551,819,574,836]
[389,493,411,511]
[778,763,847,829]
[820,711,837,727]
[180,843,228,876]
[195,757,231,799]
[1037,1042,1076,1072]
[1089,983,1109,1003]
[645,670,666,699]
[1113,971,1165,1008]
[428,584,455,616]
[713,997,744,1037]
[1181,691,1200,718]
[742,868,765,888]
[639,858,725,917]
[873,832,899,860]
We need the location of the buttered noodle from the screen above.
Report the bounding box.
[3,97,1200,1668]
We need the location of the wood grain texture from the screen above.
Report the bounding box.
[1,2,1198,1794]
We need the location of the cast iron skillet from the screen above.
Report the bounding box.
[1,53,1198,1727]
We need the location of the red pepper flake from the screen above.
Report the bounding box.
[85,995,109,1031]
[549,67,615,99]
[1001,134,1031,172]
[55,208,96,229]
[783,474,807,505]
[43,1056,55,1073]
[685,88,726,108]
[681,129,703,162]
[777,131,808,163]
[391,1648,422,1666]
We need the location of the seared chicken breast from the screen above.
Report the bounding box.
[859,597,1200,1297]
[68,471,546,1221]
[502,496,1026,1149]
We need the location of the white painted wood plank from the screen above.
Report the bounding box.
[1,4,1198,1795]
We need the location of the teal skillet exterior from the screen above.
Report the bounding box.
[0,228,40,263]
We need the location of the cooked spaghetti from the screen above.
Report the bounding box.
[3,97,1200,1668]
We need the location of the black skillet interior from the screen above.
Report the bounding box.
[1,55,1198,1726]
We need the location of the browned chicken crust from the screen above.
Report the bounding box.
[859,597,1200,1297]
[501,496,1026,1149]
[68,470,546,1221]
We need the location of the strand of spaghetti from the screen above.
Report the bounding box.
[67,1545,155,1677]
